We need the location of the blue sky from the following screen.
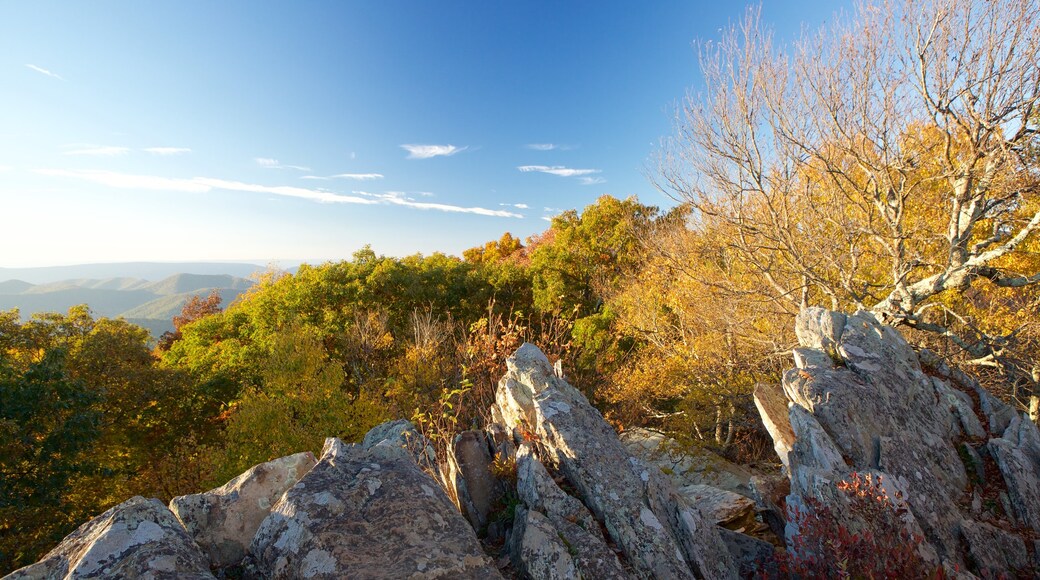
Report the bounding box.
[0,1,845,267]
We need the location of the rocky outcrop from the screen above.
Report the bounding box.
[763,307,1040,577]
[170,451,316,569]
[495,343,737,579]
[247,428,500,579]
[6,496,214,579]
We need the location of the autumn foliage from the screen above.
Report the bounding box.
[772,473,943,579]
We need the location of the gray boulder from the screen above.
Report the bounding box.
[495,343,736,579]
[247,424,500,579]
[170,451,315,569]
[619,427,755,496]
[763,307,1040,576]
[782,310,967,562]
[6,496,214,579]
[444,430,501,531]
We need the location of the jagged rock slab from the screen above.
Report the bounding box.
[987,437,1040,531]
[6,496,214,579]
[510,507,579,580]
[496,343,736,579]
[515,444,630,579]
[959,519,1030,576]
[248,426,500,579]
[718,528,778,578]
[753,383,796,471]
[363,418,440,472]
[620,427,755,495]
[765,307,1040,575]
[678,484,756,529]
[445,430,500,531]
[780,309,971,564]
[170,451,316,569]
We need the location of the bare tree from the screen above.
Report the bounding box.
[657,0,1040,370]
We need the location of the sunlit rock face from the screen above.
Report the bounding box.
[246,428,500,579]
[494,342,737,580]
[169,451,316,569]
[765,307,1040,576]
[5,496,215,580]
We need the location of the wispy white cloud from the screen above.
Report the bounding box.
[25,64,63,80]
[36,168,519,217]
[255,158,310,171]
[542,206,567,222]
[525,143,576,151]
[195,178,373,204]
[301,173,384,181]
[356,191,521,217]
[144,147,191,156]
[500,202,529,209]
[64,145,129,156]
[401,144,466,159]
[518,165,600,177]
[579,176,607,185]
[0,165,11,172]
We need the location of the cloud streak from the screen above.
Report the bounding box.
[144,147,191,156]
[36,168,521,218]
[26,64,63,80]
[525,143,577,151]
[301,173,384,181]
[401,144,466,159]
[517,165,600,177]
[579,176,607,185]
[356,191,521,218]
[255,158,310,171]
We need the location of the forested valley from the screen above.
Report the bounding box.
[3,0,1040,575]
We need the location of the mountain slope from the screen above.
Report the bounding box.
[120,287,250,321]
[0,272,255,336]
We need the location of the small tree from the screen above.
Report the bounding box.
[157,290,223,351]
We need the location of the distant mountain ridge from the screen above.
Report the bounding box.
[0,262,270,285]
[0,271,258,337]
